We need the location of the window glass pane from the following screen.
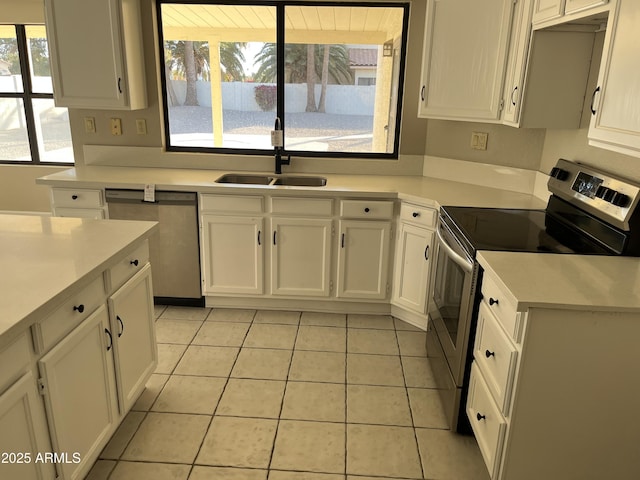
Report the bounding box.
[0,26,24,93]
[283,5,405,154]
[0,98,31,161]
[32,99,72,163]
[25,26,53,94]
[162,3,277,149]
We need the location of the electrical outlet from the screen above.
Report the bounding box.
[136,119,147,135]
[111,118,122,136]
[471,131,488,150]
[83,117,96,133]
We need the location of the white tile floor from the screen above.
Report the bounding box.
[85,306,489,480]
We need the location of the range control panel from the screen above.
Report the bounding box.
[548,159,640,231]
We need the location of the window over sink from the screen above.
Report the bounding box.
[156,1,409,159]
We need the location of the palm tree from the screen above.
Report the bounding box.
[305,44,317,112]
[318,45,331,113]
[220,42,246,81]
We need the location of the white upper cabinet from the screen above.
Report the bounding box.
[533,0,608,23]
[44,0,147,109]
[588,0,640,157]
[418,0,515,122]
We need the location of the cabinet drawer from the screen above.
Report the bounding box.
[39,275,106,352]
[467,365,507,478]
[0,332,32,393]
[340,200,394,219]
[54,207,106,219]
[52,188,104,208]
[482,273,523,342]
[108,240,150,292]
[271,197,333,216]
[200,194,263,214]
[399,203,436,227]
[475,302,518,415]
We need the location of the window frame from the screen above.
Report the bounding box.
[0,25,73,166]
[156,0,410,160]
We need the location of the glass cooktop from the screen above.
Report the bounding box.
[441,206,576,255]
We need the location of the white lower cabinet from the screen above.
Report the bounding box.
[337,220,391,299]
[38,305,119,480]
[201,214,264,295]
[271,217,332,297]
[108,264,156,413]
[0,372,56,480]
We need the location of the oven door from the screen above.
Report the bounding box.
[429,218,478,387]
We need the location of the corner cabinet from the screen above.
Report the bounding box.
[44,0,147,109]
[391,202,436,329]
[418,0,515,122]
[588,0,640,158]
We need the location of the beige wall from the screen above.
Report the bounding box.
[0,165,67,212]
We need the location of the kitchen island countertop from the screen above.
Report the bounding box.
[0,214,157,346]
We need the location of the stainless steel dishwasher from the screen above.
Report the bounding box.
[105,189,203,306]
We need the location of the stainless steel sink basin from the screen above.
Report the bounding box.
[216,173,274,185]
[272,176,327,187]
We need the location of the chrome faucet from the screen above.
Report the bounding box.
[273,117,290,174]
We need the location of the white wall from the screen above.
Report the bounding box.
[0,165,67,212]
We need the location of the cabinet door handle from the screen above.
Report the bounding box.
[341,233,345,248]
[117,315,124,337]
[130,259,139,266]
[273,230,277,245]
[420,85,425,101]
[489,297,499,306]
[73,304,85,313]
[118,77,123,94]
[424,245,429,261]
[476,412,486,421]
[71,195,78,200]
[105,328,113,351]
[257,230,261,246]
[511,86,518,106]
[364,207,370,213]
[485,349,495,358]
[590,86,601,115]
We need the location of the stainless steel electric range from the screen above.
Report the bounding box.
[427,159,640,433]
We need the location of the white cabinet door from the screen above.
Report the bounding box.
[418,0,514,121]
[271,218,333,297]
[108,264,156,414]
[532,0,565,22]
[565,0,608,15]
[588,0,640,158]
[39,305,118,480]
[44,0,146,109]
[337,220,391,300]
[392,223,434,314]
[0,372,55,480]
[201,215,264,295]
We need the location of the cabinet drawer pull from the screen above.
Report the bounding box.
[489,297,499,306]
[485,349,495,358]
[412,212,420,218]
[105,328,113,351]
[73,304,85,313]
[71,195,78,200]
[117,315,124,337]
[130,259,139,266]
[476,412,486,421]
[364,207,370,213]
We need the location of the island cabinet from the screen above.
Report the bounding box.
[44,0,146,109]
[418,0,515,122]
[391,201,436,329]
[468,257,640,479]
[588,0,640,158]
[12,240,154,480]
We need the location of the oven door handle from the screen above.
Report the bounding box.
[436,226,474,273]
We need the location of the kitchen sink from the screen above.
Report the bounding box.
[215,173,274,185]
[215,173,327,187]
[272,176,327,187]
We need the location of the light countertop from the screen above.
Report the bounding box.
[35,166,548,210]
[0,214,157,344]
[478,250,640,312]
